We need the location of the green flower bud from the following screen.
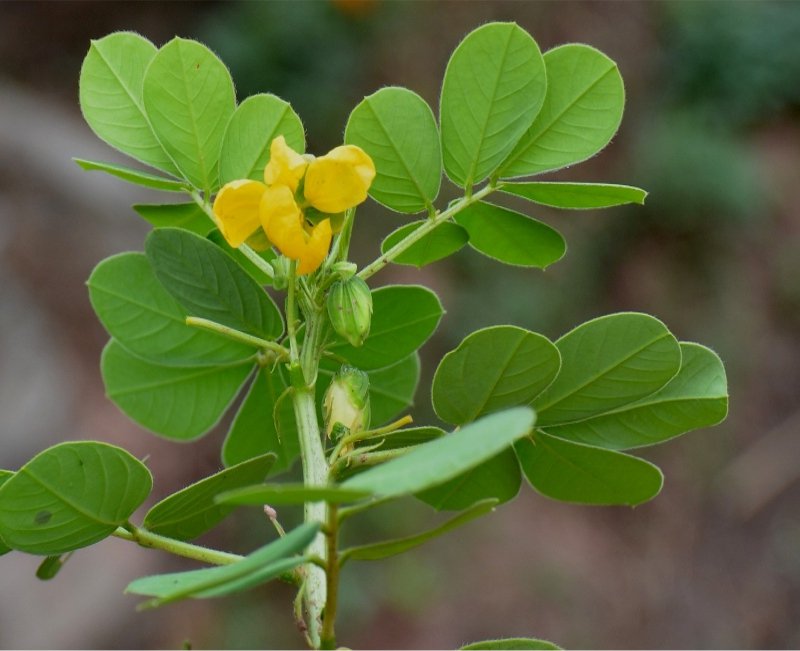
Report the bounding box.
[323,366,371,440]
[327,276,372,347]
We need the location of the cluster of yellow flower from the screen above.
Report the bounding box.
[213,137,376,274]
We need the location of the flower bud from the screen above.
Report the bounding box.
[323,366,371,439]
[327,276,372,347]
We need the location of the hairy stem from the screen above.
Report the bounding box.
[357,182,498,280]
[113,526,242,566]
[185,317,288,357]
[320,505,340,649]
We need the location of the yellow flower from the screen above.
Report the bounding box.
[212,136,375,275]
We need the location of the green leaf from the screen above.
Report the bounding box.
[370,426,445,451]
[0,442,152,555]
[341,498,498,564]
[146,228,284,340]
[380,221,468,268]
[207,229,276,285]
[79,32,179,176]
[222,366,298,471]
[219,93,305,185]
[36,554,71,581]
[417,448,521,511]
[543,343,728,450]
[462,637,561,650]
[432,326,560,425]
[143,454,276,541]
[498,44,625,178]
[126,522,319,607]
[516,431,663,506]
[345,86,441,213]
[319,353,420,427]
[328,285,443,370]
[142,37,235,190]
[533,313,681,426]
[74,158,186,192]
[343,407,535,498]
[440,23,546,187]
[0,471,13,556]
[88,253,255,367]
[101,340,253,441]
[455,202,566,268]
[502,182,647,209]
[132,203,212,236]
[216,483,372,506]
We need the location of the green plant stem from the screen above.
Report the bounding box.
[287,260,300,361]
[113,525,242,566]
[185,317,289,357]
[320,505,340,650]
[357,182,498,280]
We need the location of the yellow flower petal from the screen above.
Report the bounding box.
[263,135,308,193]
[213,179,267,248]
[260,185,332,275]
[260,185,306,260]
[304,144,376,214]
[299,218,332,275]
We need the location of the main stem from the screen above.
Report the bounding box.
[289,279,331,648]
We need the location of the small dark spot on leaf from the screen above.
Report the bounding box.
[34,510,52,525]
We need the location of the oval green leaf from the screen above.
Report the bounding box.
[499,44,625,178]
[502,182,647,209]
[143,37,235,191]
[222,366,297,470]
[0,442,152,555]
[127,522,319,607]
[533,313,681,426]
[101,340,253,441]
[440,23,546,187]
[343,407,535,499]
[146,228,284,340]
[219,93,305,185]
[207,229,276,285]
[516,431,663,506]
[79,32,179,176]
[74,158,186,192]
[433,326,561,425]
[89,253,255,367]
[345,86,441,213]
[143,454,276,541]
[417,448,521,511]
[328,285,443,370]
[543,342,728,449]
[133,203,213,236]
[455,202,566,268]
[216,483,372,506]
[380,220,468,267]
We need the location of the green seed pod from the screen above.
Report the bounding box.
[323,365,371,440]
[327,276,373,347]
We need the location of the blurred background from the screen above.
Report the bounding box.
[1,1,799,648]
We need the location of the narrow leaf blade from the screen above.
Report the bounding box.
[216,484,372,506]
[343,498,498,562]
[74,158,186,192]
[143,454,276,541]
[343,407,535,499]
[502,182,647,209]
